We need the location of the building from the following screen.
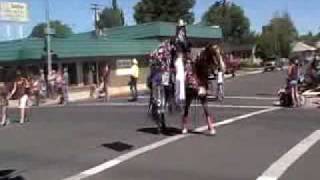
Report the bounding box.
[0,21,222,86]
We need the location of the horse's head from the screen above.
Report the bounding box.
[197,43,222,72]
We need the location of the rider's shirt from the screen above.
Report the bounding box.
[150,41,174,87]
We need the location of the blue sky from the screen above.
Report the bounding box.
[0,0,319,41]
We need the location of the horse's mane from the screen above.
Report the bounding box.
[194,44,221,87]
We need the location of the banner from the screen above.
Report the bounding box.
[0,2,29,22]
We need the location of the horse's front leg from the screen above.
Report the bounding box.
[181,88,193,134]
[199,95,216,135]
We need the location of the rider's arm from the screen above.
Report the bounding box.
[7,82,17,99]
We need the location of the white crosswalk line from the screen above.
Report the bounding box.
[257,130,320,180]
[62,107,280,180]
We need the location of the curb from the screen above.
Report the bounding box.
[8,70,264,108]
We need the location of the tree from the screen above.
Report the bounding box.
[257,12,298,58]
[134,0,195,24]
[202,1,250,43]
[241,31,258,44]
[299,31,320,45]
[30,20,73,38]
[98,0,125,29]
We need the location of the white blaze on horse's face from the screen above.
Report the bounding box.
[209,45,217,65]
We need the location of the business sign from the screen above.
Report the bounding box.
[0,2,29,22]
[116,59,132,76]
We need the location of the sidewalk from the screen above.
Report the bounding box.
[8,84,148,108]
[8,68,264,108]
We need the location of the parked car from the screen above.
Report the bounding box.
[263,57,277,72]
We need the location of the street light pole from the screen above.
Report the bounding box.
[45,0,52,74]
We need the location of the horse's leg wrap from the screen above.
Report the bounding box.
[200,95,215,130]
[181,116,189,132]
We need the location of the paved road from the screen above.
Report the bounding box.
[0,70,319,180]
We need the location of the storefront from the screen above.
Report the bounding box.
[0,22,222,86]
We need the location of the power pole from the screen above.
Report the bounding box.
[91,3,102,83]
[91,3,102,35]
[46,0,52,75]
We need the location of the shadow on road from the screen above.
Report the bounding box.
[138,127,181,136]
[102,141,134,152]
[0,169,26,180]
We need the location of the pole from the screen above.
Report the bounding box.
[46,0,52,74]
[91,3,101,35]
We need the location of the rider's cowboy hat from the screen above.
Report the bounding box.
[178,19,187,27]
[132,58,138,64]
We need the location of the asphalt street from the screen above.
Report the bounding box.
[0,70,319,180]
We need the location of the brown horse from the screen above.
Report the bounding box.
[181,44,223,135]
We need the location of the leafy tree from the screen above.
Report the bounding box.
[202,1,250,43]
[134,0,195,24]
[240,31,258,44]
[299,31,320,45]
[30,20,73,38]
[98,0,125,29]
[257,12,298,58]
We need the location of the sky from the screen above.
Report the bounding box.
[0,0,319,41]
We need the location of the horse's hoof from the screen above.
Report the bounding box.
[208,129,216,136]
[182,128,188,134]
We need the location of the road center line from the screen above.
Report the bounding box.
[133,95,277,101]
[70,102,274,109]
[36,103,274,109]
[257,129,320,180]
[209,96,277,100]
[63,107,280,180]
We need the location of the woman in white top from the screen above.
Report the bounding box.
[216,67,224,101]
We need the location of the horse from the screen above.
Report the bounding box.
[147,40,176,133]
[181,44,223,135]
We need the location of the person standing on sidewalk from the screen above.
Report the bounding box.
[56,70,66,105]
[39,69,47,99]
[32,75,41,106]
[63,68,69,104]
[0,82,9,126]
[48,70,57,99]
[129,58,139,102]
[8,76,30,124]
[216,67,225,101]
[88,67,96,98]
[288,58,300,107]
[103,64,111,102]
